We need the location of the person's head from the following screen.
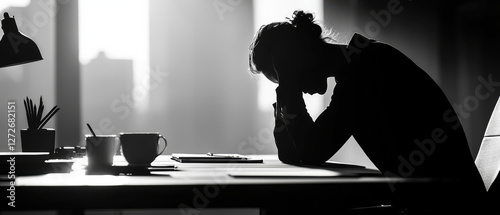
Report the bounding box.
[249,10,333,94]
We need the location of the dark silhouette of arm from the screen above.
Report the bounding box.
[273,82,354,165]
[271,33,369,165]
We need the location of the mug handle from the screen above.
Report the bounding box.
[157,135,167,156]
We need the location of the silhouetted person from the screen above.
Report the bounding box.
[249,10,486,215]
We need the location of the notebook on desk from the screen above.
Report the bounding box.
[171,153,263,163]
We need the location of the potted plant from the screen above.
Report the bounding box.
[21,96,59,154]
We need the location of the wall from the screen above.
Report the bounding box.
[439,0,500,157]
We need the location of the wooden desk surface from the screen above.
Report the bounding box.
[2,155,421,212]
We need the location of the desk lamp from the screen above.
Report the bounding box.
[0,12,43,68]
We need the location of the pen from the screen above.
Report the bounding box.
[206,152,248,159]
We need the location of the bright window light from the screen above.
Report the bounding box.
[253,0,324,119]
[0,0,31,12]
[79,0,150,107]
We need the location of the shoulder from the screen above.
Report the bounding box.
[344,33,400,64]
[347,33,403,56]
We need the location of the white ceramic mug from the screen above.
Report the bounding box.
[86,135,118,167]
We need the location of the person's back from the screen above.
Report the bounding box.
[343,40,473,178]
[337,39,486,212]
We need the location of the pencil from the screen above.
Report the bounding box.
[38,106,59,130]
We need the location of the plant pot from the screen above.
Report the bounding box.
[21,128,56,154]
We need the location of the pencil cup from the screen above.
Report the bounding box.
[86,135,119,167]
[21,128,56,154]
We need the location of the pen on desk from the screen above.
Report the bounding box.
[206,152,247,159]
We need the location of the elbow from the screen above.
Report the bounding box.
[301,157,327,166]
[277,150,301,165]
[300,151,329,166]
[277,150,327,166]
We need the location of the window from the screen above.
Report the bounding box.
[79,0,150,138]
[2,0,327,154]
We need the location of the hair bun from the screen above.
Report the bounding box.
[288,10,322,41]
[290,10,315,28]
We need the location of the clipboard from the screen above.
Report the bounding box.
[171,153,263,163]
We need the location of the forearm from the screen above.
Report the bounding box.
[273,85,313,164]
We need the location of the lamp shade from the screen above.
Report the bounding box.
[0,12,43,68]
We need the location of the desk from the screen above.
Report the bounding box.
[1,155,425,214]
